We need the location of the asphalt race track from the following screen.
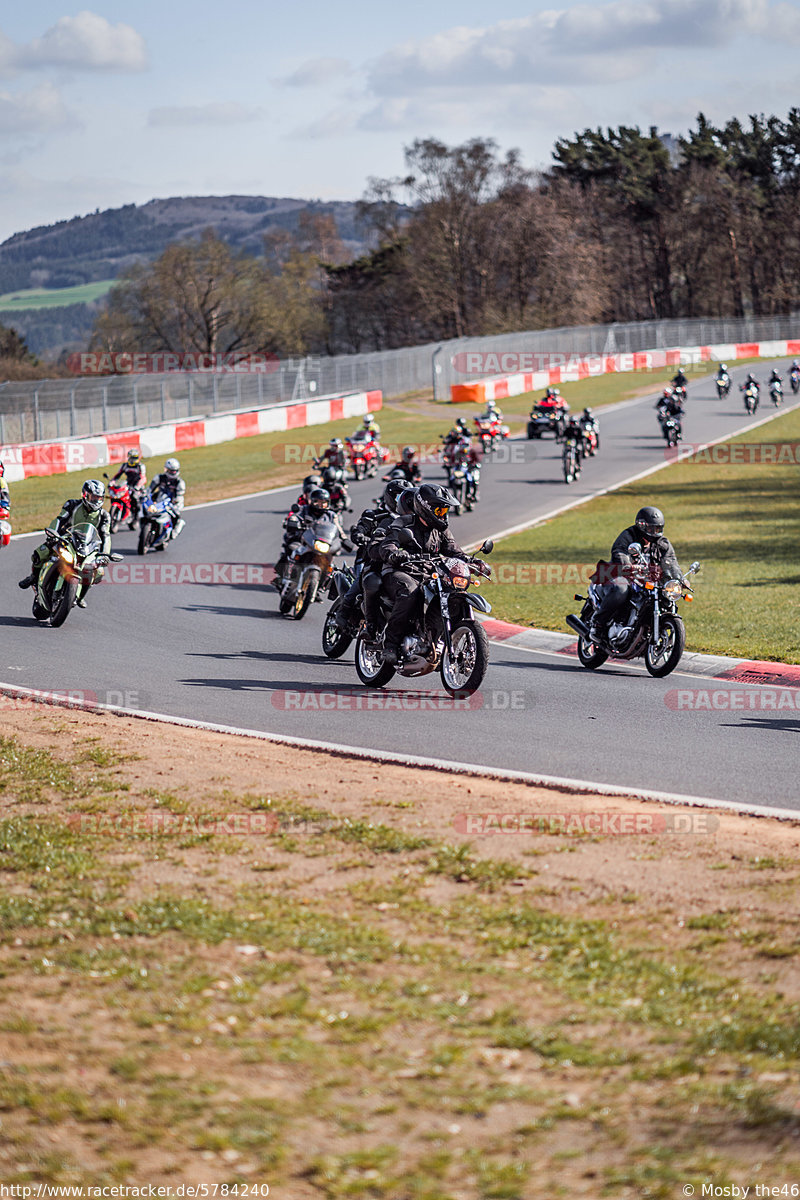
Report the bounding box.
[3,361,798,808]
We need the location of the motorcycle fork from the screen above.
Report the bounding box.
[652,595,661,644]
[435,579,454,658]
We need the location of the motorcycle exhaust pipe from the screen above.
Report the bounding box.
[565,614,590,639]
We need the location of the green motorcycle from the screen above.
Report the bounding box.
[33,523,121,627]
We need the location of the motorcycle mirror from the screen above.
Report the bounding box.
[690,561,701,573]
[103,472,110,480]
[479,539,494,555]
[110,553,124,562]
[628,542,642,558]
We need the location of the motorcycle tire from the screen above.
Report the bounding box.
[440,620,489,697]
[137,524,151,556]
[279,591,295,615]
[109,508,120,534]
[354,462,365,481]
[576,603,609,669]
[32,598,49,622]
[322,602,353,659]
[644,615,686,678]
[527,422,537,439]
[355,633,396,688]
[292,568,320,620]
[49,578,78,628]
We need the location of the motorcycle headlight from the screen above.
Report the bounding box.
[662,579,682,597]
[452,575,469,590]
[314,539,331,553]
[58,546,75,564]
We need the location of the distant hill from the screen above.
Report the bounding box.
[0,195,365,358]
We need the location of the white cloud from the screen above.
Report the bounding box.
[0,83,75,135]
[13,12,147,73]
[366,0,800,97]
[279,57,352,87]
[292,108,358,139]
[148,102,263,128]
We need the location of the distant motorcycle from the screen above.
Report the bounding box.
[32,524,122,628]
[0,501,10,549]
[770,380,783,407]
[346,432,385,480]
[790,367,800,394]
[103,474,133,534]
[321,464,351,512]
[562,432,582,484]
[473,415,509,455]
[661,412,681,448]
[715,373,731,399]
[138,495,175,555]
[742,381,760,414]
[566,550,701,678]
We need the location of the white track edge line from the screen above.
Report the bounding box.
[1,681,798,823]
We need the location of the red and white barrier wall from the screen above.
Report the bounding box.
[450,340,800,404]
[0,389,382,483]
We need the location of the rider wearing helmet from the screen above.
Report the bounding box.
[391,445,422,483]
[362,413,381,441]
[716,363,729,379]
[111,449,147,529]
[0,459,9,518]
[317,438,347,472]
[18,479,112,607]
[148,458,186,539]
[276,487,332,582]
[297,473,324,506]
[588,506,681,644]
[334,479,414,633]
[378,483,463,666]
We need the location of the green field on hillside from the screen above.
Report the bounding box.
[0,280,115,311]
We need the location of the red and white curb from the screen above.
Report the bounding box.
[481,617,800,689]
[0,389,382,483]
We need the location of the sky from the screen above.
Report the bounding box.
[1,0,800,243]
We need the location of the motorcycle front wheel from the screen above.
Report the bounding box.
[322,602,353,659]
[49,578,79,627]
[355,634,396,688]
[440,620,489,697]
[137,523,151,556]
[109,506,120,534]
[292,568,320,620]
[644,615,685,677]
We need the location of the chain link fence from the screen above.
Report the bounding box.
[1,314,797,444]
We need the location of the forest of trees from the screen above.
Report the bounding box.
[91,110,800,362]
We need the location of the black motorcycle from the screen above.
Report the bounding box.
[277,514,346,619]
[566,549,701,678]
[562,433,582,484]
[321,563,357,659]
[742,381,760,414]
[790,368,800,395]
[321,464,351,512]
[353,540,494,696]
[660,411,682,447]
[715,373,731,399]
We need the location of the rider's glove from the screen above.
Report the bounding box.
[390,550,410,568]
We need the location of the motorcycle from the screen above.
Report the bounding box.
[770,380,783,407]
[715,373,731,399]
[103,474,133,534]
[581,423,600,457]
[32,524,122,628]
[473,415,509,455]
[446,452,480,514]
[742,381,760,414]
[322,563,357,659]
[562,432,582,484]
[346,432,386,480]
[672,384,688,406]
[659,411,682,447]
[790,368,800,394]
[277,513,347,619]
[0,500,10,549]
[138,495,175,555]
[353,540,495,697]
[566,550,701,678]
[321,464,351,512]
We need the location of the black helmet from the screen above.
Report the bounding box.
[81,479,105,512]
[413,483,459,531]
[583,407,592,417]
[303,473,323,491]
[397,487,417,516]
[381,478,413,514]
[307,487,330,517]
[635,506,665,542]
[401,445,415,462]
[455,418,468,431]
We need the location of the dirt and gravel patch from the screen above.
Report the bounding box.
[2,702,800,1197]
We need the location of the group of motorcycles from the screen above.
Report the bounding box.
[526,391,601,483]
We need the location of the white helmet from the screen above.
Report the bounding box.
[165,458,180,480]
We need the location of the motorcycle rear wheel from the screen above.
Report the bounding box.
[644,615,685,677]
[440,620,489,697]
[355,634,396,688]
[49,578,78,627]
[322,602,353,659]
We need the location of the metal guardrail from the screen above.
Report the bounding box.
[1,314,797,444]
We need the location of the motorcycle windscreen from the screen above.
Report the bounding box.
[70,522,103,556]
